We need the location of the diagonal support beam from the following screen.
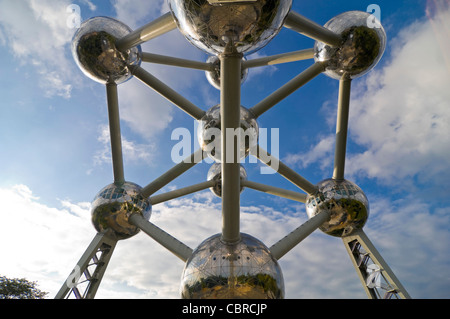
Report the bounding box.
[242,180,307,203]
[284,11,342,47]
[141,148,206,198]
[55,231,118,299]
[256,146,318,195]
[131,65,206,120]
[129,213,193,262]
[106,82,125,184]
[150,180,216,205]
[142,52,214,71]
[270,210,330,260]
[242,48,315,69]
[333,77,352,181]
[249,62,326,118]
[116,12,177,51]
[342,230,411,299]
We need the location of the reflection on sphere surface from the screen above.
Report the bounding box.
[205,55,248,90]
[91,182,151,240]
[72,17,142,84]
[305,179,369,237]
[168,0,292,55]
[180,233,284,299]
[314,11,386,80]
[207,163,247,197]
[198,104,259,162]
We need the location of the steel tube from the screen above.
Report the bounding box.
[131,65,206,120]
[249,62,326,118]
[220,48,243,244]
[256,146,318,195]
[284,11,342,47]
[116,12,177,51]
[270,210,330,260]
[129,214,193,262]
[142,52,214,71]
[141,148,205,198]
[333,77,351,181]
[242,49,315,69]
[150,180,216,205]
[242,180,307,203]
[106,82,125,184]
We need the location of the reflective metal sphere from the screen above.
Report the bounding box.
[72,17,142,84]
[91,182,151,240]
[205,55,248,90]
[198,104,259,162]
[207,163,247,197]
[180,233,284,299]
[314,11,386,80]
[168,0,293,55]
[305,179,369,237]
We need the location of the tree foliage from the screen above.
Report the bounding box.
[0,276,48,299]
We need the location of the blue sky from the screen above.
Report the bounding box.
[0,0,449,299]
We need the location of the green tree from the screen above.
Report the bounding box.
[0,276,48,299]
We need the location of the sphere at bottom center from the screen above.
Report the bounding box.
[180,233,284,299]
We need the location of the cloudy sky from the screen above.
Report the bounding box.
[0,0,449,299]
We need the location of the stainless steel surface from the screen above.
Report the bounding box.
[91,182,151,240]
[207,163,247,197]
[168,0,292,55]
[305,178,369,237]
[180,233,284,299]
[72,17,142,84]
[314,11,386,80]
[205,55,248,89]
[198,104,259,162]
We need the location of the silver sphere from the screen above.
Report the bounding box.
[314,11,386,80]
[180,233,285,299]
[207,163,247,197]
[205,55,248,90]
[168,0,293,55]
[305,179,369,237]
[72,17,142,84]
[91,182,151,240]
[198,104,259,162]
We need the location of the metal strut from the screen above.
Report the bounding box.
[55,231,117,299]
[342,230,411,299]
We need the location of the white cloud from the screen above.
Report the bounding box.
[346,8,450,191]
[1,184,448,299]
[94,125,157,166]
[0,0,77,98]
[0,185,94,296]
[284,134,334,171]
[282,7,450,197]
[79,0,96,12]
[112,0,166,30]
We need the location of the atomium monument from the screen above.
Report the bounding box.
[56,0,410,299]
